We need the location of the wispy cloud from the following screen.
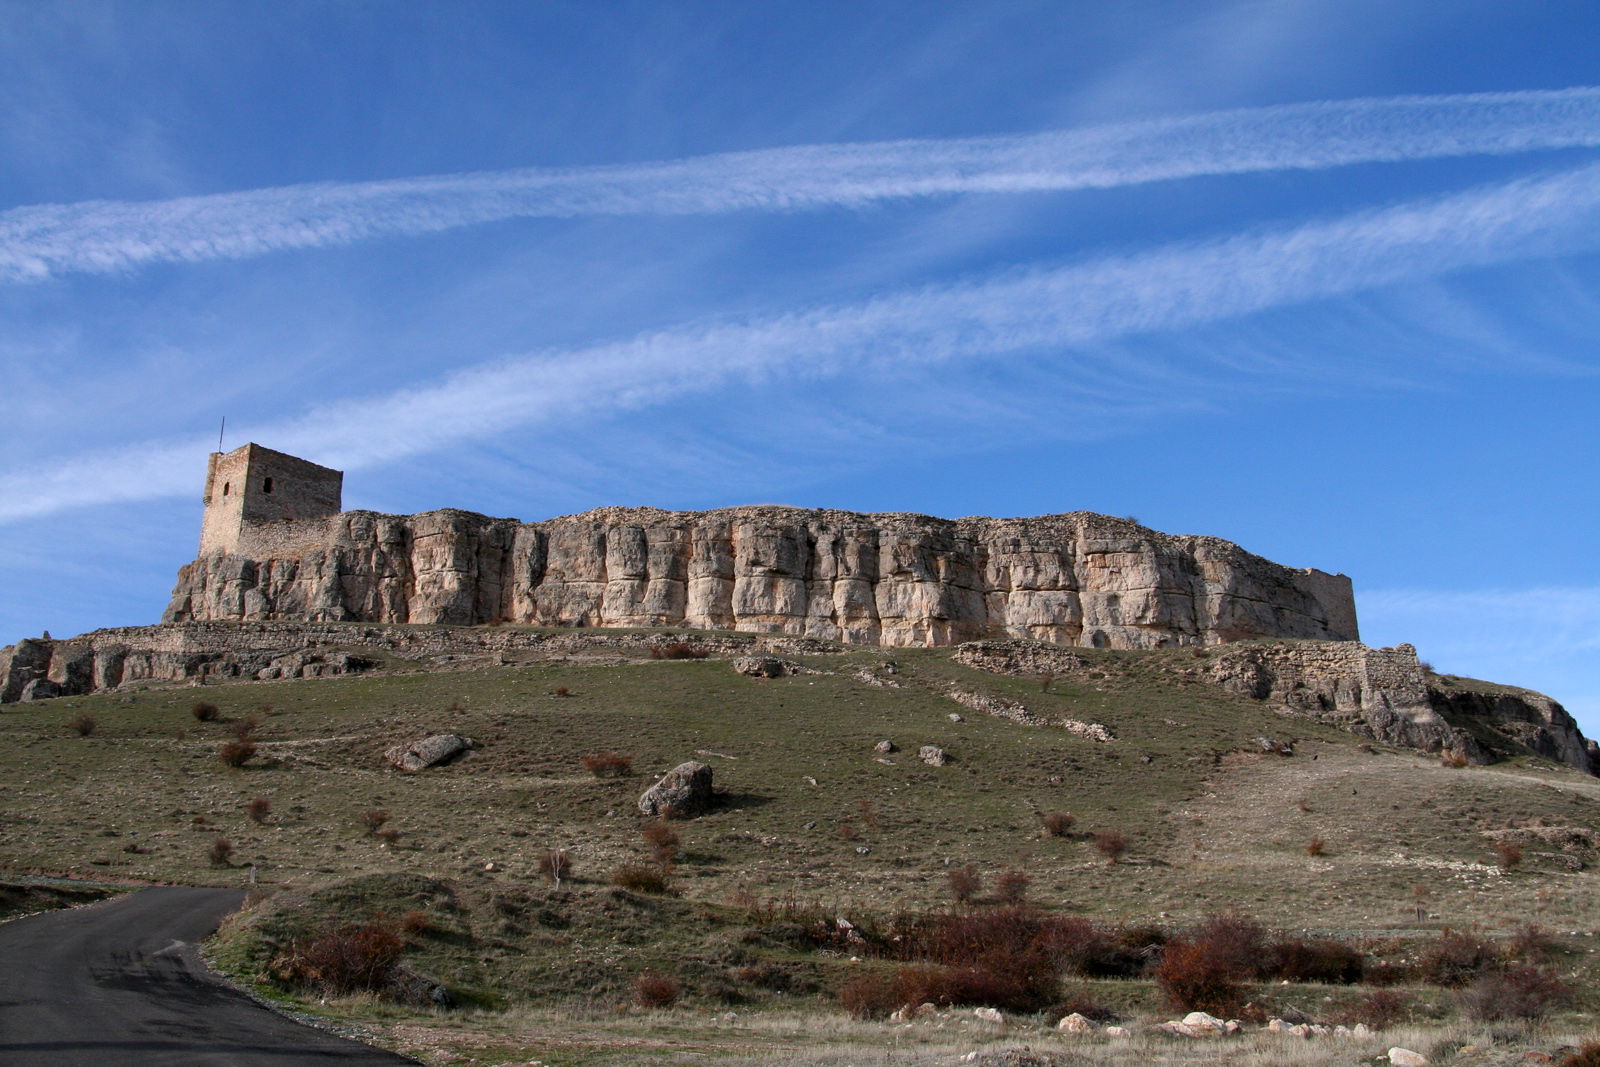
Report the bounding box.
[5,158,1599,523]
[5,88,1600,283]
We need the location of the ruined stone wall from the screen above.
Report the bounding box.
[165,505,1360,651]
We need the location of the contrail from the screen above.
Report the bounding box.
[4,87,1600,282]
[5,159,1598,522]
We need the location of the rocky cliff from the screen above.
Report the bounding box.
[162,506,1359,650]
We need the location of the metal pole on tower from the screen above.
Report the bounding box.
[217,416,226,454]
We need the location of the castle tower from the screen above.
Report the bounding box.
[199,443,343,555]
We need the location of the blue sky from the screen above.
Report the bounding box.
[1,1,1596,734]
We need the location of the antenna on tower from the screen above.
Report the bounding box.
[217,416,226,454]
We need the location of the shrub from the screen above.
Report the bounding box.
[376,827,402,846]
[633,970,681,1007]
[68,714,96,737]
[1440,749,1470,769]
[360,808,390,836]
[649,641,709,660]
[839,969,903,1018]
[641,821,679,867]
[1155,938,1244,1016]
[1267,937,1364,983]
[538,849,572,885]
[1040,811,1075,837]
[1039,673,1054,693]
[836,822,858,841]
[191,700,220,722]
[1305,836,1326,856]
[231,715,260,741]
[271,920,404,996]
[1190,913,1266,979]
[217,738,257,768]
[947,864,982,904]
[1460,965,1573,1023]
[1092,829,1127,865]
[1346,988,1410,1029]
[1508,923,1558,963]
[995,868,1030,905]
[553,686,572,698]
[1037,917,1115,976]
[246,797,272,823]
[907,907,1060,1011]
[397,910,433,936]
[612,864,670,894]
[1416,928,1500,987]
[208,837,235,867]
[1557,1040,1600,1067]
[581,751,633,777]
[1494,838,1523,871]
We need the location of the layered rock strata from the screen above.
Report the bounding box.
[163,506,1358,650]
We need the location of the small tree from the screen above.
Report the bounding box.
[539,849,573,886]
[1041,811,1074,837]
[208,837,235,867]
[246,797,272,823]
[996,868,1031,904]
[192,701,220,722]
[218,738,257,768]
[947,864,982,905]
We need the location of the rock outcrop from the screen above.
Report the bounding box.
[163,506,1358,651]
[638,761,715,817]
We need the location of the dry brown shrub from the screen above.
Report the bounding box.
[649,641,709,660]
[246,797,272,823]
[995,868,1030,905]
[633,970,681,1007]
[376,827,402,846]
[1557,1040,1600,1067]
[612,864,670,894]
[271,920,404,996]
[1267,936,1363,983]
[552,686,572,698]
[836,822,858,841]
[207,837,235,867]
[1461,965,1573,1022]
[1155,938,1244,1016]
[68,714,96,737]
[1341,988,1410,1029]
[1416,928,1500,987]
[641,821,679,867]
[230,715,260,741]
[1040,811,1075,837]
[397,910,433,936]
[360,808,390,836]
[1494,837,1523,870]
[1305,836,1326,856]
[191,700,220,722]
[581,751,632,777]
[217,738,257,768]
[1093,829,1128,864]
[947,864,982,904]
[1440,749,1470,768]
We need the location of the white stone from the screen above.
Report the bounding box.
[1057,1012,1093,1033]
[1389,1049,1429,1067]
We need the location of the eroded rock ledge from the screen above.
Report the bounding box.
[162,506,1358,650]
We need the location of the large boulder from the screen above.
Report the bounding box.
[733,656,796,678]
[385,733,473,772]
[638,760,714,817]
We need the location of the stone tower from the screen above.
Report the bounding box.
[198,443,343,555]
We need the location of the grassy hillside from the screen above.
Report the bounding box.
[4,626,1598,1064]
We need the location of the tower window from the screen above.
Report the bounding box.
[263,477,274,494]
[222,482,230,496]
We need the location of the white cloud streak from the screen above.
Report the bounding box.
[5,158,1600,523]
[5,87,1600,282]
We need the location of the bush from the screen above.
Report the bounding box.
[1305,836,1326,856]
[231,716,260,741]
[1345,988,1410,1029]
[217,738,257,768]
[642,822,679,867]
[208,837,235,867]
[947,864,982,904]
[1461,965,1573,1023]
[1267,937,1363,983]
[553,686,572,698]
[397,910,433,936]
[1508,922,1558,963]
[360,808,390,836]
[1494,838,1523,871]
[1092,829,1127,864]
[246,797,271,823]
[1440,749,1470,769]
[995,868,1030,905]
[1190,913,1266,979]
[581,751,633,777]
[839,969,904,1018]
[376,827,402,846]
[271,920,405,996]
[68,714,96,737]
[634,970,681,1007]
[1416,929,1500,987]
[1040,811,1075,837]
[649,642,709,660]
[1155,938,1245,1016]
[1557,1040,1600,1067]
[192,701,220,722]
[538,849,572,885]
[612,864,671,894]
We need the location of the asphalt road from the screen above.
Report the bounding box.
[0,886,416,1065]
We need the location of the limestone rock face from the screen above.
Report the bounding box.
[164,506,1359,652]
[638,761,714,817]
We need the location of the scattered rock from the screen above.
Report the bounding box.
[1056,1012,1093,1033]
[1253,736,1295,755]
[919,745,949,766]
[948,713,965,723]
[973,1006,1004,1024]
[733,656,797,678]
[1160,1011,1239,1038]
[384,733,473,772]
[638,760,715,817]
[392,965,452,1008]
[874,740,897,754]
[1389,1049,1429,1067]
